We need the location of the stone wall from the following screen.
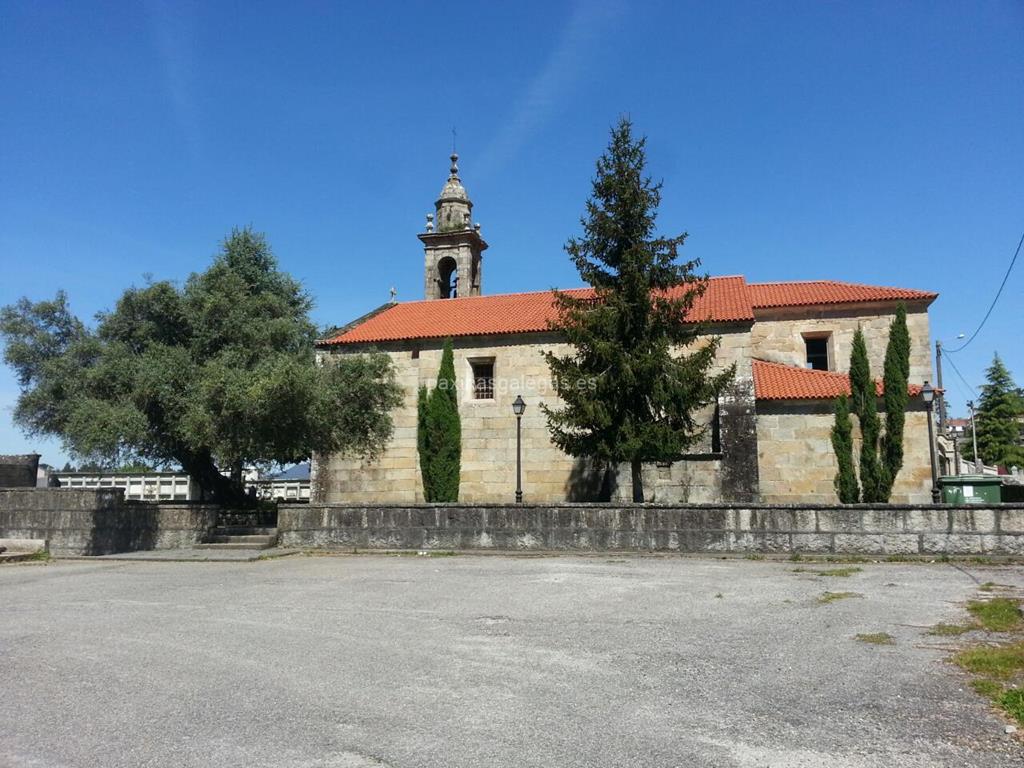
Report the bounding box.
[278,502,1024,556]
[314,325,755,504]
[0,454,40,487]
[0,488,219,555]
[756,402,934,504]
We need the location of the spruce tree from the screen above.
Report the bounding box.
[416,339,461,501]
[850,328,883,502]
[971,354,1024,470]
[831,394,859,503]
[543,118,734,503]
[879,304,911,500]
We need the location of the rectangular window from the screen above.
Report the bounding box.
[804,335,830,371]
[471,360,495,400]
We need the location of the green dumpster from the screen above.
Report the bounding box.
[938,475,1003,505]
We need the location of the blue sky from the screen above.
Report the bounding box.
[1,0,1022,466]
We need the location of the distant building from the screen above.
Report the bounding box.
[53,471,198,501]
[249,463,311,502]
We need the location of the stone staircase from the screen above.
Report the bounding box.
[197,525,278,550]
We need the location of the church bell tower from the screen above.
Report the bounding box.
[418,154,488,299]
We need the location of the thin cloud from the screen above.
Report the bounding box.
[477,0,623,176]
[145,0,202,157]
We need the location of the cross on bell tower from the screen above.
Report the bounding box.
[418,153,488,299]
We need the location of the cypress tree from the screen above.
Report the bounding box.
[543,118,734,503]
[416,385,431,499]
[971,354,1024,470]
[416,339,461,502]
[850,328,883,502]
[831,394,859,503]
[878,304,910,500]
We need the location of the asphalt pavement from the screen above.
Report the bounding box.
[2,554,1022,767]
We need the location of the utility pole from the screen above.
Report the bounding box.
[968,400,980,473]
[935,340,948,434]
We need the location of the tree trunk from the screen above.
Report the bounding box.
[631,458,645,503]
[179,450,249,506]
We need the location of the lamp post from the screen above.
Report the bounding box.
[921,381,941,504]
[512,395,526,503]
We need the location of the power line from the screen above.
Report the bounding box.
[943,351,978,400]
[945,230,1023,353]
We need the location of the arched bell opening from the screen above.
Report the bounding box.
[437,256,458,299]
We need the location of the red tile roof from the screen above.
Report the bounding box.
[748,280,937,310]
[323,276,753,345]
[753,359,925,401]
[322,276,937,346]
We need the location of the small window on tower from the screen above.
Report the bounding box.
[803,334,831,371]
[470,359,495,400]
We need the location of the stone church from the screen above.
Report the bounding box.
[313,155,938,504]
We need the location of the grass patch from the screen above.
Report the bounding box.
[792,567,862,577]
[744,553,765,560]
[855,632,894,645]
[818,591,863,604]
[27,549,51,562]
[953,643,1024,679]
[967,598,1023,632]
[929,622,977,636]
[1000,689,1024,725]
[714,592,724,599]
[970,678,1004,700]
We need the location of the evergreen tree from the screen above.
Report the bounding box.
[971,354,1024,470]
[543,118,734,503]
[850,328,883,502]
[416,385,431,499]
[831,394,859,503]
[879,304,911,499]
[417,339,461,501]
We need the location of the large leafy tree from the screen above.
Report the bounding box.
[543,118,733,503]
[417,339,461,502]
[969,354,1024,470]
[0,227,402,503]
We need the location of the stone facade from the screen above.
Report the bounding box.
[316,301,936,505]
[315,324,756,505]
[756,402,933,505]
[750,304,932,384]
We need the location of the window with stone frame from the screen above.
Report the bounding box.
[470,359,495,400]
[803,333,832,371]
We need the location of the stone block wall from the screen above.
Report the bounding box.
[756,402,933,504]
[278,502,1024,556]
[0,488,219,555]
[750,303,933,383]
[315,325,756,504]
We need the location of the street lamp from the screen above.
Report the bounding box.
[921,381,941,504]
[512,395,526,503]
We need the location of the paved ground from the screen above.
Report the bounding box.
[2,555,1022,768]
